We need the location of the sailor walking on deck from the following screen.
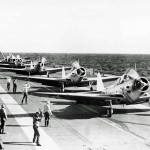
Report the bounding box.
[43,101,53,127]
[0,104,7,134]
[6,77,11,91]
[33,112,42,146]
[13,79,17,93]
[21,82,30,104]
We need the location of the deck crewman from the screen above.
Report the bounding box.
[6,77,11,91]
[33,112,42,146]
[0,104,7,134]
[43,101,53,127]
[21,82,30,104]
[13,79,17,93]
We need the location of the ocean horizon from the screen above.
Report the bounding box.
[2,53,150,76]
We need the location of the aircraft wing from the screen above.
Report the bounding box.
[11,75,66,86]
[45,67,71,74]
[35,91,125,99]
[0,66,71,75]
[0,67,25,72]
[81,76,119,85]
[7,73,119,88]
[33,91,125,104]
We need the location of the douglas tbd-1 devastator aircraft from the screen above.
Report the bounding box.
[11,61,119,91]
[36,68,150,117]
[0,56,71,76]
[0,53,30,68]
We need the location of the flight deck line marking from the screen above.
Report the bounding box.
[0,86,62,150]
[80,104,148,143]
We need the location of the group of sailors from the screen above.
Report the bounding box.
[7,77,17,93]
[0,76,54,149]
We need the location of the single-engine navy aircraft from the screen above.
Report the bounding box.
[11,60,119,91]
[37,68,150,117]
[0,53,28,68]
[0,56,71,76]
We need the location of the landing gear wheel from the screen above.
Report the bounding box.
[90,87,93,91]
[107,107,113,117]
[89,82,94,91]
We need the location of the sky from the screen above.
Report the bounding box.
[0,0,150,54]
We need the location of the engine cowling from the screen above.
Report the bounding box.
[123,77,149,103]
[132,77,149,92]
[36,62,44,71]
[76,67,86,77]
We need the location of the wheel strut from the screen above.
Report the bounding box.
[60,83,65,92]
[106,100,113,117]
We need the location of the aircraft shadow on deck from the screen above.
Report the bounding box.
[52,106,150,119]
[29,87,60,94]
[52,106,105,119]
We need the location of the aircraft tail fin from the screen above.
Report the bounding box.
[30,61,34,69]
[41,57,46,63]
[62,66,66,79]
[97,72,105,91]
[0,52,6,59]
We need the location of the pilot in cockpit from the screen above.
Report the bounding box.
[119,74,129,84]
[115,74,129,85]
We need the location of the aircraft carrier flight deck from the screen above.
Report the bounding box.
[0,71,150,150]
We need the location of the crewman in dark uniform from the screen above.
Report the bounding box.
[33,112,42,146]
[0,104,7,134]
[6,77,11,91]
[13,79,17,93]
